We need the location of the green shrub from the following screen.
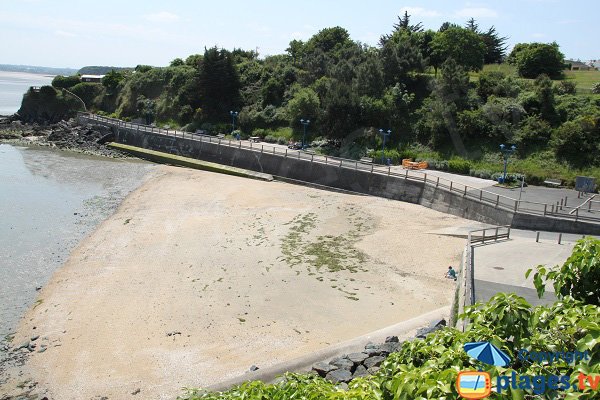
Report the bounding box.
[52,75,81,89]
[491,172,525,183]
[592,82,600,94]
[368,149,401,165]
[263,135,277,143]
[448,158,471,174]
[469,169,493,179]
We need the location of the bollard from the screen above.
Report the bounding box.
[536,232,540,243]
[558,233,562,245]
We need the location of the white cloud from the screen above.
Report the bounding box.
[454,7,498,18]
[400,6,442,18]
[143,11,180,23]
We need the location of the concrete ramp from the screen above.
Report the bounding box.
[108,143,274,182]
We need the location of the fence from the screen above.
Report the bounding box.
[79,112,600,225]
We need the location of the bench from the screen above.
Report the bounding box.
[544,178,562,187]
[216,134,225,139]
[360,157,373,163]
[402,158,428,170]
[249,136,260,143]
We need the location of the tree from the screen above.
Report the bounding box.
[52,75,81,89]
[170,58,184,67]
[551,114,600,167]
[304,27,352,57]
[481,26,508,64]
[286,87,320,127]
[197,47,241,121]
[381,32,426,85]
[431,27,486,71]
[527,237,600,305]
[380,11,423,45]
[534,74,558,123]
[286,39,305,65]
[102,69,124,93]
[509,42,565,79]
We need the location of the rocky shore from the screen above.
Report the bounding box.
[310,319,446,387]
[0,115,126,158]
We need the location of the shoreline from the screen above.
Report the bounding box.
[0,144,155,398]
[2,165,468,399]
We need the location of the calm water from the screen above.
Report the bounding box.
[0,71,54,116]
[0,144,154,340]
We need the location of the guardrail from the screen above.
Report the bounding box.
[79,112,600,225]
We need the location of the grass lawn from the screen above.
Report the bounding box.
[564,69,600,93]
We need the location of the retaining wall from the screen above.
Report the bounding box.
[81,116,599,234]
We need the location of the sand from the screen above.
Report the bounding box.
[3,165,469,399]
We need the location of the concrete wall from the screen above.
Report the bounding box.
[81,116,600,235]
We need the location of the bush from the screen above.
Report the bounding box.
[592,82,600,94]
[423,159,449,171]
[469,169,493,179]
[263,135,277,143]
[491,172,525,183]
[448,158,471,174]
[554,80,577,95]
[52,75,81,89]
[368,149,401,165]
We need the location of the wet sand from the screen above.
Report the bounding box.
[3,165,468,399]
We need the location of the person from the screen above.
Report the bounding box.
[446,266,457,281]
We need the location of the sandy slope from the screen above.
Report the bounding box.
[5,165,468,399]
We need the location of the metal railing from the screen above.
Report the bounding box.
[79,112,600,225]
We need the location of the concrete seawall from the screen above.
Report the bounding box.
[80,115,600,235]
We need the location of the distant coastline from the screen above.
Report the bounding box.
[0,64,77,76]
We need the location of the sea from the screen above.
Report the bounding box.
[0,144,154,341]
[0,71,55,116]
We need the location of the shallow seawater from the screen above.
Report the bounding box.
[0,144,154,340]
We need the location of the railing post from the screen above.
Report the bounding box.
[325,156,328,164]
[496,195,500,207]
[311,154,314,163]
[536,232,540,242]
[388,165,391,176]
[558,233,562,244]
[423,173,427,183]
[495,227,499,241]
[450,181,453,191]
[506,226,511,239]
[544,204,547,216]
[479,190,482,201]
[576,208,579,221]
[436,177,440,187]
[371,164,374,173]
[514,201,518,212]
[405,169,408,180]
[261,145,263,153]
[285,148,287,157]
[464,186,467,196]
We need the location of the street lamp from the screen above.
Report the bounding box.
[378,129,392,165]
[300,119,310,149]
[230,111,239,134]
[499,144,517,183]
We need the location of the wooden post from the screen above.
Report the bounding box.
[536,232,540,242]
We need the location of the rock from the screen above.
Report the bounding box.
[325,369,352,384]
[364,344,382,356]
[312,361,337,377]
[249,365,259,372]
[330,357,354,370]
[352,365,368,378]
[385,335,399,343]
[38,347,47,353]
[364,356,385,369]
[347,352,369,364]
[367,366,380,374]
[131,388,141,395]
[30,335,40,341]
[336,382,349,390]
[16,341,30,350]
[378,342,399,355]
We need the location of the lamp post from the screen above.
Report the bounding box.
[378,129,392,165]
[499,144,517,183]
[230,111,239,134]
[300,119,310,149]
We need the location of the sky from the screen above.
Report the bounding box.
[1,0,598,69]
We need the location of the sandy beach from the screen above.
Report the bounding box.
[3,165,469,399]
